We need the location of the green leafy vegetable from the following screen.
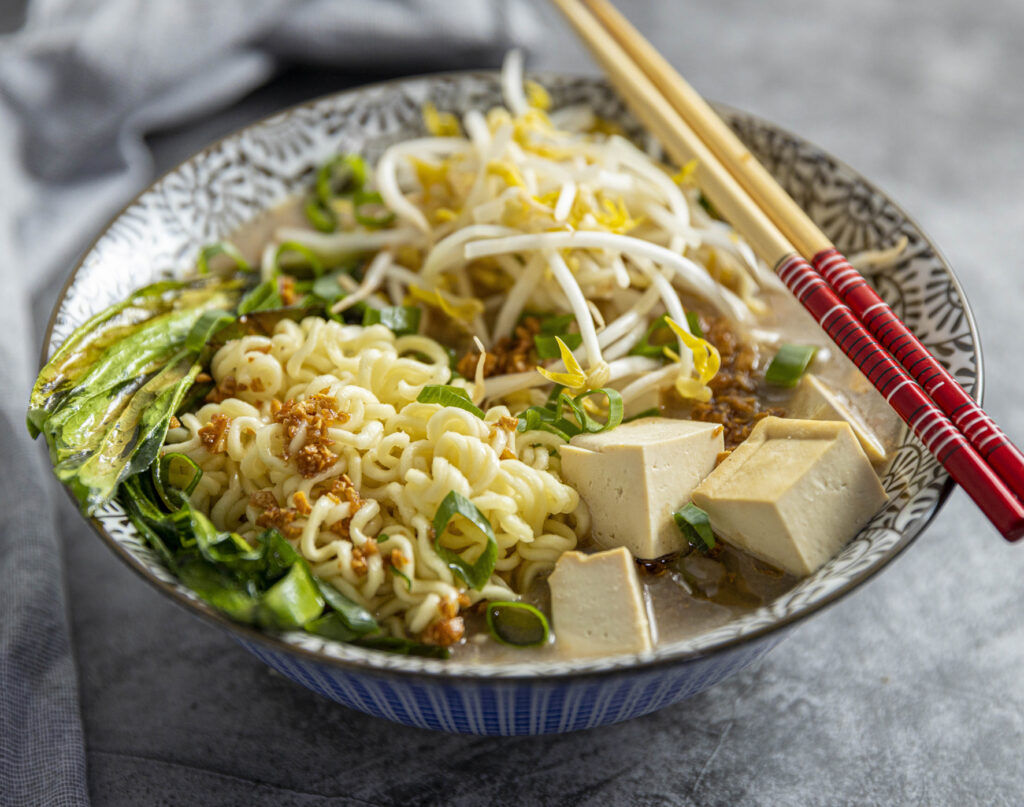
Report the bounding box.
[313,576,378,636]
[363,305,421,336]
[196,242,251,275]
[516,387,624,441]
[534,332,582,358]
[537,313,576,335]
[237,279,284,315]
[28,276,243,513]
[528,312,583,358]
[123,476,322,629]
[185,309,236,352]
[310,271,348,304]
[417,385,484,418]
[630,313,703,358]
[673,502,716,553]
[628,315,674,359]
[485,602,550,647]
[122,462,383,639]
[765,344,818,388]
[432,491,497,590]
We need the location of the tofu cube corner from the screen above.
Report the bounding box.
[692,417,889,577]
[558,417,724,560]
[788,374,887,465]
[549,547,653,657]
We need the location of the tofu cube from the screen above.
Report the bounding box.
[788,374,887,465]
[558,417,724,559]
[549,547,653,657]
[692,417,888,576]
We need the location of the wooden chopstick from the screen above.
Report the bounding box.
[550,0,1024,541]
[581,0,1024,508]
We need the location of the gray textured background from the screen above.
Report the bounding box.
[22,0,1024,804]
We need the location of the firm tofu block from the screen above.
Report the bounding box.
[691,417,888,577]
[549,547,653,657]
[559,417,724,559]
[788,374,887,465]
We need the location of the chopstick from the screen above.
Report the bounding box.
[577,0,1024,509]
[550,0,1024,541]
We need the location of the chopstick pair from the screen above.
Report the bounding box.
[551,0,1024,541]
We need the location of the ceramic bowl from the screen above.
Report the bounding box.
[45,72,979,735]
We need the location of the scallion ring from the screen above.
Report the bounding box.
[196,241,251,275]
[432,491,497,591]
[485,601,550,648]
[673,502,715,553]
[765,344,818,388]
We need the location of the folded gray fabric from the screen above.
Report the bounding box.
[0,1,539,804]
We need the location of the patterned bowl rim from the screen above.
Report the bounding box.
[44,70,979,684]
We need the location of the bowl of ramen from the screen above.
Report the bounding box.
[33,56,978,735]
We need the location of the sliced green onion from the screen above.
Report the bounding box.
[534,332,582,358]
[160,453,202,496]
[432,491,497,591]
[376,533,391,543]
[185,309,236,352]
[196,242,251,275]
[517,387,624,440]
[629,315,674,359]
[316,154,367,202]
[485,601,550,648]
[417,384,484,418]
[304,613,361,642]
[270,241,324,278]
[313,576,378,636]
[237,279,284,315]
[765,344,818,388]
[686,311,704,339]
[391,567,413,592]
[353,189,396,229]
[517,407,574,441]
[258,562,326,631]
[150,451,203,511]
[304,196,337,233]
[565,388,624,434]
[363,305,421,336]
[674,502,715,552]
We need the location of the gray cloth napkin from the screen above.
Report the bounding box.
[0,2,538,803]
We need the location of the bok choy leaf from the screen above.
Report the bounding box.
[121,461,447,656]
[28,276,243,513]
